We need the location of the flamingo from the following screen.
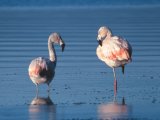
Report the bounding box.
[96,26,132,99]
[28,32,65,93]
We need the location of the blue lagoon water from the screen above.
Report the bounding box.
[0,1,160,120]
[0,0,160,7]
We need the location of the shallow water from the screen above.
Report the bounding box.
[0,7,160,119]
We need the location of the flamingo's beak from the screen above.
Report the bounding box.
[61,43,65,52]
[97,34,102,46]
[98,40,102,46]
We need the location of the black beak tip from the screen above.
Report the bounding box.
[98,40,102,46]
[61,43,65,52]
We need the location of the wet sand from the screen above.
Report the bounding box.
[0,7,160,119]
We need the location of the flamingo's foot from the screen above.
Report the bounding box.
[114,79,117,97]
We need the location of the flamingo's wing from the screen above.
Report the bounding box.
[103,36,132,62]
[28,57,48,78]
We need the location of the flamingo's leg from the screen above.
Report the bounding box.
[47,83,51,94]
[36,84,39,97]
[113,68,117,100]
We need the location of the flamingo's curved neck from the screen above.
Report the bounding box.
[48,39,56,62]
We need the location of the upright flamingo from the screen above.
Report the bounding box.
[96,26,132,99]
[28,33,65,93]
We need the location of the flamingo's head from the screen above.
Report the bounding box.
[97,26,112,46]
[49,32,65,52]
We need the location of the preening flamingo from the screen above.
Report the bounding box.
[28,32,65,93]
[96,26,132,99]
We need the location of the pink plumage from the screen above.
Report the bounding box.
[28,57,55,85]
[96,26,132,99]
[28,33,65,93]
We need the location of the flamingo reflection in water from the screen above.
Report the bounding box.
[29,95,56,120]
[98,97,132,120]
[28,32,65,94]
[96,26,132,99]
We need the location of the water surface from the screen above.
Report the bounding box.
[0,7,160,119]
